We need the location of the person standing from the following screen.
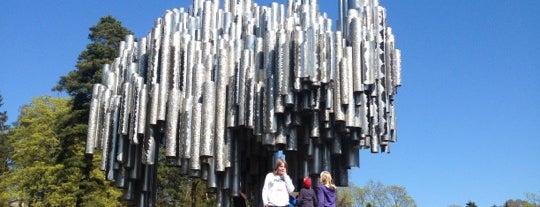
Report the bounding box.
[316,171,336,207]
[232,188,247,207]
[297,177,317,207]
[262,158,295,207]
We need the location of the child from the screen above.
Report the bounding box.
[317,171,337,207]
[296,177,317,207]
[262,158,295,207]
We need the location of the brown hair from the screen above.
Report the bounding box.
[273,158,287,175]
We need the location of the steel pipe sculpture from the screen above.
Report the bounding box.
[86,0,401,206]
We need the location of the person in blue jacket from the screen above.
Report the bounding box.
[289,194,297,207]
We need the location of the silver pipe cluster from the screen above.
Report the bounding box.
[85,0,401,206]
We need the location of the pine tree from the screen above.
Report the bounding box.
[0,94,10,174]
[53,15,132,205]
[0,94,12,206]
[466,201,478,207]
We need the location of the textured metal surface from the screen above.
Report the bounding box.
[85,0,402,206]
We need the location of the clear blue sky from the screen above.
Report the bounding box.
[1,0,539,206]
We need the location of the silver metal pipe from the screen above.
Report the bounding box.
[333,65,345,122]
[263,30,277,134]
[226,66,238,128]
[246,56,256,129]
[119,82,131,135]
[142,125,157,165]
[182,96,193,159]
[100,91,112,170]
[275,120,287,145]
[106,96,121,181]
[237,50,249,126]
[351,17,364,92]
[158,11,173,121]
[165,88,180,157]
[310,112,320,138]
[130,75,143,144]
[86,84,101,154]
[215,48,229,172]
[148,83,159,125]
[137,84,148,134]
[202,1,213,42]
[190,100,202,170]
[276,31,287,96]
[200,81,216,157]
[147,18,162,86]
[190,54,205,163]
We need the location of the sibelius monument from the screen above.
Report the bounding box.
[85,0,401,206]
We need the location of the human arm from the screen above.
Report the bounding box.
[289,195,297,206]
[238,190,247,200]
[313,189,318,207]
[296,189,304,205]
[262,173,271,206]
[283,174,295,193]
[317,186,325,207]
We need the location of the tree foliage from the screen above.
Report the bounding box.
[54,15,132,111]
[387,185,416,207]
[504,198,539,207]
[49,15,214,206]
[340,180,416,207]
[156,154,216,206]
[0,94,12,206]
[0,94,10,173]
[337,186,354,207]
[51,15,132,206]
[466,201,478,207]
[0,97,81,206]
[525,192,540,207]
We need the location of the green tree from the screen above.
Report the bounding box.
[0,94,12,206]
[504,199,537,207]
[351,183,369,206]
[337,186,353,207]
[349,180,416,207]
[0,94,10,173]
[387,185,415,207]
[157,155,216,206]
[52,15,132,205]
[525,192,540,206]
[368,180,390,207]
[466,201,478,207]
[52,14,215,206]
[0,97,82,206]
[157,158,192,206]
[54,15,131,111]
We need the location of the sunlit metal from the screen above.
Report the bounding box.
[86,0,401,206]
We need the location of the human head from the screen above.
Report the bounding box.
[273,158,287,175]
[303,177,312,188]
[319,171,333,187]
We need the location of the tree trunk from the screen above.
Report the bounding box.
[191,180,197,207]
